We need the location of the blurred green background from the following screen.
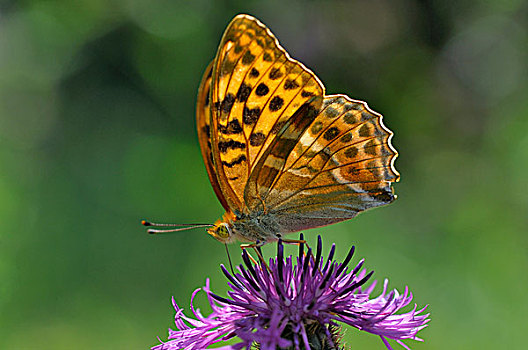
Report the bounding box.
[1,0,527,349]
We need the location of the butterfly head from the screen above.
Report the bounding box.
[207,222,232,242]
[207,212,236,243]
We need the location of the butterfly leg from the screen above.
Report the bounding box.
[240,240,266,249]
[256,196,268,214]
[240,241,270,272]
[279,233,311,253]
[281,238,307,246]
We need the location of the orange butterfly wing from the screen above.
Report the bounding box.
[209,14,325,214]
[196,61,230,212]
[245,95,399,233]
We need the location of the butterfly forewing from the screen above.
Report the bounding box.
[196,62,231,212]
[210,14,325,213]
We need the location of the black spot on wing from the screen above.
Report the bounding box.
[256,83,269,96]
[343,113,357,125]
[220,59,236,77]
[363,140,377,155]
[242,107,260,125]
[263,52,273,62]
[325,107,339,119]
[249,132,266,146]
[371,190,394,203]
[310,121,323,134]
[222,155,247,168]
[301,90,313,98]
[347,166,360,175]
[340,133,352,143]
[218,140,246,153]
[242,51,255,65]
[269,67,283,80]
[236,83,252,102]
[323,127,339,141]
[359,124,371,137]
[269,96,284,112]
[243,107,260,125]
[284,79,299,90]
[219,119,243,134]
[343,103,354,112]
[344,147,358,159]
[221,93,236,114]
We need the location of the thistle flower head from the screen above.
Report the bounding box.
[153,235,429,350]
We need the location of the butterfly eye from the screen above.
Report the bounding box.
[207,223,231,241]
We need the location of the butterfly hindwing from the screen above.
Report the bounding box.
[246,94,399,232]
[210,14,325,213]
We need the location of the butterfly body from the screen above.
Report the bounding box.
[198,15,399,244]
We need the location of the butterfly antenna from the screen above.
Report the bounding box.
[141,220,213,234]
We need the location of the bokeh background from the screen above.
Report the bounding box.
[1,0,527,349]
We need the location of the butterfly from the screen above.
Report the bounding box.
[144,14,399,244]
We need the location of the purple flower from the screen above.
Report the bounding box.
[152,235,429,350]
